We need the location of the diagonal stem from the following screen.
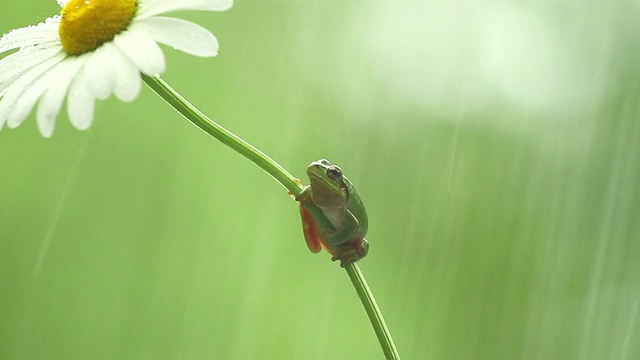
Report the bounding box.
[346,262,401,360]
[141,74,300,194]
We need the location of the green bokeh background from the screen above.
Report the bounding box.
[1,1,639,359]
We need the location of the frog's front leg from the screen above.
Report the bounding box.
[295,185,313,206]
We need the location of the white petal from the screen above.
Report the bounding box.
[114,27,165,76]
[108,43,142,102]
[66,74,95,131]
[0,52,64,129]
[37,56,87,137]
[7,56,66,128]
[136,17,219,57]
[81,42,141,103]
[137,0,233,19]
[0,45,62,96]
[0,16,60,55]
[82,45,115,100]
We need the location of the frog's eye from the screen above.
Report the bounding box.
[326,165,342,180]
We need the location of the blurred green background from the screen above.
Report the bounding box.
[1,1,639,359]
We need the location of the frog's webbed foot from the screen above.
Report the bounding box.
[331,238,369,267]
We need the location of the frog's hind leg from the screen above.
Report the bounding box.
[331,238,369,267]
[299,207,322,253]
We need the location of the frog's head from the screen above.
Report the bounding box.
[307,159,349,208]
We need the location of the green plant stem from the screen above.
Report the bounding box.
[142,74,400,359]
[142,74,300,194]
[346,263,401,360]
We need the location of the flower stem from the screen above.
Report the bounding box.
[142,74,301,194]
[142,74,400,359]
[345,262,401,360]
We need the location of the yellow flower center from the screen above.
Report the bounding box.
[59,0,138,56]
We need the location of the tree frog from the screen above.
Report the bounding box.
[296,159,369,267]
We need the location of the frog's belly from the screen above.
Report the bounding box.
[323,210,346,230]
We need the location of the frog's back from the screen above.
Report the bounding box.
[345,176,368,236]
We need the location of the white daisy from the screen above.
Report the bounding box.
[0,0,233,137]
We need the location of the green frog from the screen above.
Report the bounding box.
[296,159,369,267]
